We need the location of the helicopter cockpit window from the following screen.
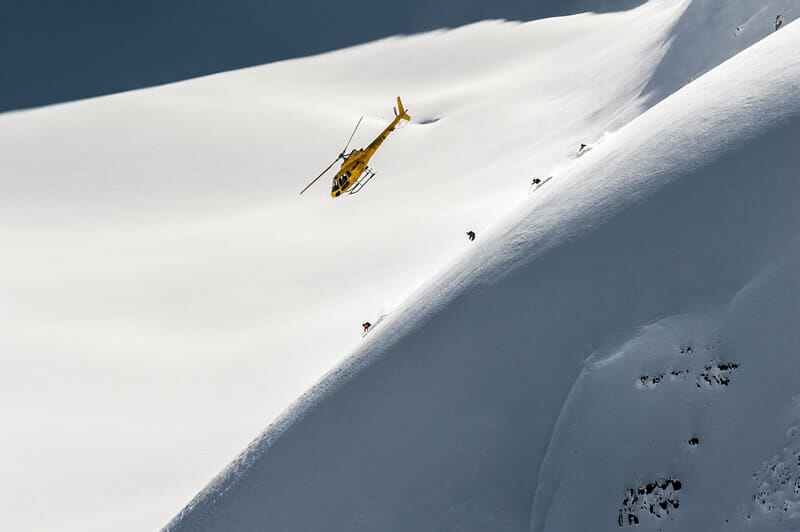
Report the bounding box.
[332,181,339,192]
[339,175,348,186]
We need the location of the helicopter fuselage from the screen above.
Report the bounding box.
[331,107,409,197]
[331,150,371,197]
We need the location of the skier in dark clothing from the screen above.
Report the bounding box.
[531,178,541,186]
[775,14,783,31]
[466,230,476,241]
[579,143,587,152]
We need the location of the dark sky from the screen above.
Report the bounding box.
[1,0,644,113]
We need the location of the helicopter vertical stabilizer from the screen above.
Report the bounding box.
[396,97,410,121]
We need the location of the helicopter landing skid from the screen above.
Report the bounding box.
[348,168,376,195]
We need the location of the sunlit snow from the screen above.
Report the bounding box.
[1,1,799,531]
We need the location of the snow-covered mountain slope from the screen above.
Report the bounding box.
[1,1,798,531]
[165,6,800,532]
[644,0,797,100]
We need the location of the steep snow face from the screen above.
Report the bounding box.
[166,10,800,532]
[1,1,798,531]
[0,3,694,531]
[643,0,798,101]
[528,121,800,531]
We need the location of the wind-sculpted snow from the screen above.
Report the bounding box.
[167,16,800,532]
[643,0,800,102]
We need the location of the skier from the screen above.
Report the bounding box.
[775,14,783,31]
[466,230,476,241]
[579,143,587,153]
[529,176,552,194]
[362,322,372,333]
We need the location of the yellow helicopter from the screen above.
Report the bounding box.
[300,97,410,197]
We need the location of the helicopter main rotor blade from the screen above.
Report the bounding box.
[299,116,362,195]
[341,116,363,156]
[299,156,340,195]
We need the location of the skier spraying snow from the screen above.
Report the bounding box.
[528,176,553,194]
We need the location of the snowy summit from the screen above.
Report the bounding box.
[1,1,799,531]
